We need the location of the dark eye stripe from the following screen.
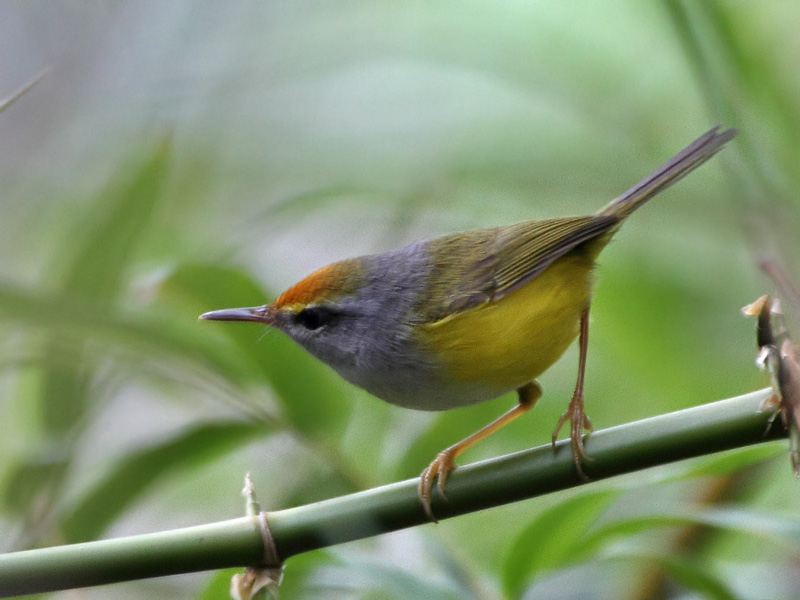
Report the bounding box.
[294,306,338,330]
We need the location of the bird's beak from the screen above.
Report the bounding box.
[199,305,273,324]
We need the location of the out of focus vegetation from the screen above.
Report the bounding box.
[1,2,799,599]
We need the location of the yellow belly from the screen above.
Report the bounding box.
[420,254,594,390]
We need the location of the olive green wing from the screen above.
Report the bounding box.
[423,215,618,321]
[484,215,619,297]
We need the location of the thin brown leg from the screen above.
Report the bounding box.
[552,307,593,478]
[419,380,542,521]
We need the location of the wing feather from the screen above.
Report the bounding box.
[422,215,618,321]
[489,215,618,296]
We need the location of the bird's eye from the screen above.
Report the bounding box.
[294,306,337,331]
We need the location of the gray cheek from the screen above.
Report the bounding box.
[304,317,368,368]
[290,310,420,372]
[284,242,444,401]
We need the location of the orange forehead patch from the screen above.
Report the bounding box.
[272,258,366,310]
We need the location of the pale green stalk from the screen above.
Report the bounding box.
[0,389,784,597]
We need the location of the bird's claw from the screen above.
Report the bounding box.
[418,450,457,522]
[552,393,593,479]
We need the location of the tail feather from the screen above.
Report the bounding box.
[597,126,737,219]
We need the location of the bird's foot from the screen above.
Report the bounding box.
[418,449,458,522]
[552,392,593,479]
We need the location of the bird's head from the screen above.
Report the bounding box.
[200,258,370,366]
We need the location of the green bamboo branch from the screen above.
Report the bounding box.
[0,388,786,597]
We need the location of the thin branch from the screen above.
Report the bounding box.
[0,69,49,114]
[0,388,785,597]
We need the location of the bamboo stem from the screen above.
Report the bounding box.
[0,389,784,597]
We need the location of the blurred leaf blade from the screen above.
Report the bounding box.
[604,550,741,600]
[38,136,172,436]
[0,282,258,389]
[60,420,268,543]
[312,560,463,600]
[502,489,619,599]
[2,458,66,517]
[200,568,241,600]
[578,506,800,564]
[59,134,171,302]
[421,537,485,600]
[1,138,177,545]
[674,444,783,479]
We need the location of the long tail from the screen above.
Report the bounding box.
[597,126,737,219]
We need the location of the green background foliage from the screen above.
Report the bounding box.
[1,2,799,598]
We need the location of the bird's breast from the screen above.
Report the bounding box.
[417,253,595,396]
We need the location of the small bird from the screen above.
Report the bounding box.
[202,127,736,520]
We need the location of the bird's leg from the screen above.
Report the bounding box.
[552,307,593,479]
[419,380,542,522]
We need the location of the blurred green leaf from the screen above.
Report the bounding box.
[699,507,800,546]
[60,420,268,543]
[501,489,618,599]
[675,444,783,478]
[284,471,359,508]
[278,550,339,600]
[578,514,693,562]
[669,1,800,146]
[577,506,800,564]
[604,550,740,600]
[421,537,485,600]
[1,138,175,546]
[39,136,171,435]
[0,283,255,389]
[200,567,241,600]
[2,457,66,517]
[59,136,171,302]
[313,560,464,600]
[256,186,391,224]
